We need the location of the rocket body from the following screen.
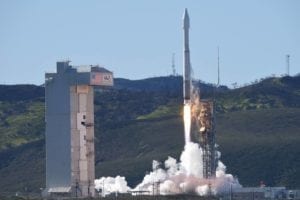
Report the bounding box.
[183,9,191,105]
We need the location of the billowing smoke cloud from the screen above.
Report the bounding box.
[95,142,241,196]
[95,84,241,196]
[95,176,130,196]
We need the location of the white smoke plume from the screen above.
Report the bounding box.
[95,176,130,196]
[95,142,241,196]
[95,86,241,196]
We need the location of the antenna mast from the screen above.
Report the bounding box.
[217,46,220,87]
[172,53,176,76]
[286,54,290,76]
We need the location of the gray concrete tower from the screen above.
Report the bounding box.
[44,61,113,197]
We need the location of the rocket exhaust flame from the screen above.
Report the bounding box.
[184,104,191,144]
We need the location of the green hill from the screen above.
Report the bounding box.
[216,76,300,112]
[0,75,299,197]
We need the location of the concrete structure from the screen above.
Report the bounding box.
[220,187,288,200]
[287,190,300,200]
[44,61,113,197]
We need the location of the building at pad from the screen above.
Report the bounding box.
[44,61,113,197]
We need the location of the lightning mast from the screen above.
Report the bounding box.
[172,53,176,76]
[217,47,220,87]
[286,54,290,76]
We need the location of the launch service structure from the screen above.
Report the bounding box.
[44,61,113,197]
[182,9,217,179]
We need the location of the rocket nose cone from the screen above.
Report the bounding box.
[183,8,190,28]
[184,8,189,15]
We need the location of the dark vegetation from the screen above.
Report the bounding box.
[0,75,299,197]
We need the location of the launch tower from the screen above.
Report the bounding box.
[182,9,217,179]
[192,100,217,178]
[44,61,113,197]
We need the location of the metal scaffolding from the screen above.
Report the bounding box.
[192,99,217,179]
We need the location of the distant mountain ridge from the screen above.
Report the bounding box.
[114,76,226,94]
[0,84,44,102]
[0,76,217,101]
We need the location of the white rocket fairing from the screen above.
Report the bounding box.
[183,8,191,105]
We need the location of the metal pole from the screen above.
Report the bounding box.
[75,181,78,198]
[286,54,290,76]
[230,183,232,200]
[217,46,220,87]
[102,179,105,197]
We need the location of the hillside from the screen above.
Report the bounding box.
[0,75,299,197]
[216,76,300,112]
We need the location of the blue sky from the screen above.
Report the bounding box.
[0,0,299,86]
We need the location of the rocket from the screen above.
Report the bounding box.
[183,8,191,105]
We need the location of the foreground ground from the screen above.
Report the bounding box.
[0,195,218,200]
